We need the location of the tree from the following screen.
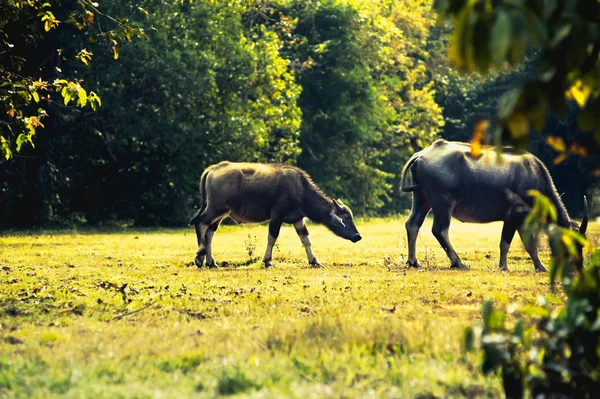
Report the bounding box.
[276,0,444,213]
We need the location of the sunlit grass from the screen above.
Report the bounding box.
[1,217,595,398]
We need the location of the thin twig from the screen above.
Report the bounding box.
[112,299,158,321]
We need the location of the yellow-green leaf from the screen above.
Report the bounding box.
[490,11,511,67]
[77,87,87,107]
[547,136,566,152]
[507,113,529,138]
[16,134,27,152]
[470,120,489,158]
[566,80,591,107]
[553,153,567,165]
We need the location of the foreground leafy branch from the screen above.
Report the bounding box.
[465,192,599,398]
[0,0,146,161]
[435,0,600,152]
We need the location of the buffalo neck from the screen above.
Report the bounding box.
[301,180,333,224]
[548,189,572,228]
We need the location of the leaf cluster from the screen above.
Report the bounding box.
[435,0,600,154]
[466,192,599,398]
[0,0,145,161]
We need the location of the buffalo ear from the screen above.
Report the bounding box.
[580,196,589,236]
[333,199,344,211]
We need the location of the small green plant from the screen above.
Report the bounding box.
[466,192,599,399]
[216,367,261,396]
[245,234,257,260]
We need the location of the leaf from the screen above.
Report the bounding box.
[1,137,12,160]
[112,43,119,60]
[482,300,493,328]
[449,3,476,71]
[550,23,571,48]
[547,136,566,152]
[473,17,491,72]
[566,80,592,108]
[490,11,512,67]
[138,7,149,18]
[32,91,40,103]
[463,327,475,352]
[470,120,489,158]
[77,87,87,107]
[509,33,525,65]
[498,88,521,119]
[16,134,27,152]
[517,305,550,317]
[525,11,548,47]
[513,319,524,340]
[553,153,567,165]
[507,113,529,138]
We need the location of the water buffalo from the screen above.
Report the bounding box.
[189,162,362,268]
[400,139,588,271]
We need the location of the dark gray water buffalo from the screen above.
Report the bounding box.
[400,139,588,271]
[189,162,362,268]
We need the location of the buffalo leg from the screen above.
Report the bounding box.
[405,190,431,268]
[205,217,224,268]
[294,219,322,268]
[263,218,283,268]
[518,229,547,272]
[194,221,206,268]
[194,210,227,268]
[431,206,466,269]
[499,221,518,271]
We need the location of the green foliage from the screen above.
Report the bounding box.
[1,0,303,226]
[1,0,590,226]
[435,0,600,152]
[216,367,262,396]
[442,4,600,393]
[467,193,599,398]
[0,0,145,161]
[1,0,449,225]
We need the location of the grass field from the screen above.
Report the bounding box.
[1,217,596,398]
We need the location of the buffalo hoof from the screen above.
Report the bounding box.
[534,265,547,273]
[206,261,219,269]
[451,262,468,270]
[499,266,509,272]
[264,261,274,269]
[310,261,324,268]
[406,260,420,268]
[194,256,205,268]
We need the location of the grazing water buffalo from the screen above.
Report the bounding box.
[400,139,588,271]
[189,162,362,268]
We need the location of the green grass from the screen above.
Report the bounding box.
[1,217,596,398]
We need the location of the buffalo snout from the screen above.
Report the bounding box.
[351,234,362,243]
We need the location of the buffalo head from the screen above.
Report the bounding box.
[328,199,362,243]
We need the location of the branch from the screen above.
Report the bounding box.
[112,299,158,321]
